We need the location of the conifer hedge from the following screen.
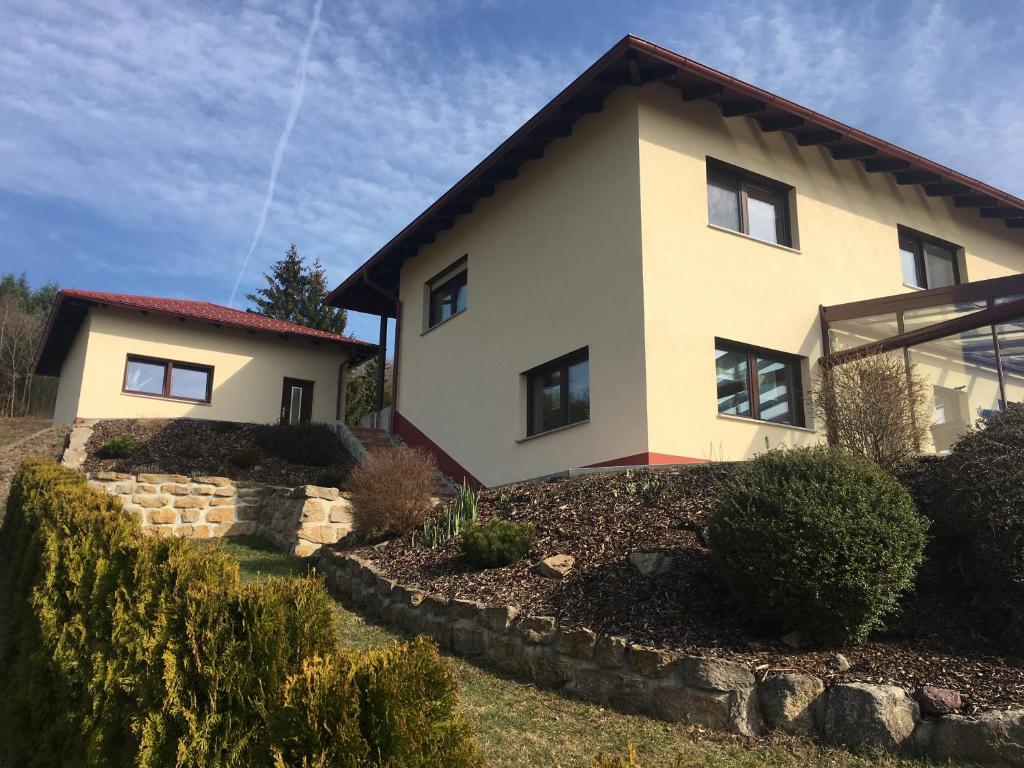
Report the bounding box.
[0,460,481,768]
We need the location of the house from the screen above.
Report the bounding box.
[34,289,377,425]
[326,35,1024,489]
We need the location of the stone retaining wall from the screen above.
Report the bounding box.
[87,472,354,556]
[314,549,1024,767]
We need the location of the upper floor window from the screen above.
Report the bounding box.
[426,256,467,329]
[526,347,589,437]
[124,355,213,403]
[899,228,961,289]
[707,159,794,247]
[715,339,804,426]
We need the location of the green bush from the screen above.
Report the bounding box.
[94,433,140,459]
[0,460,481,768]
[230,445,262,468]
[314,466,348,489]
[419,482,480,549]
[929,405,1024,649]
[256,423,344,467]
[707,446,928,645]
[461,518,535,568]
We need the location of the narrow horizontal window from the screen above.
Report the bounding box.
[526,347,589,437]
[706,159,793,247]
[898,228,961,289]
[715,340,803,426]
[427,258,468,329]
[123,355,213,403]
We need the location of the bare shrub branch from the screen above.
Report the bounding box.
[814,351,930,472]
[348,446,438,538]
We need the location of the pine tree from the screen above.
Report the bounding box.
[246,245,346,333]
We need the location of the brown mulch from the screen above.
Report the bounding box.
[346,465,1024,713]
[82,419,355,487]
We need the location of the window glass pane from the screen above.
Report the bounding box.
[900,239,923,287]
[567,359,590,424]
[125,359,165,395]
[530,368,562,435]
[170,365,209,400]
[428,270,467,327]
[454,281,467,314]
[746,187,781,244]
[289,386,302,426]
[715,348,751,417]
[756,356,794,424]
[924,242,957,288]
[707,174,740,232]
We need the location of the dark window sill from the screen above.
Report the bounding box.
[707,223,800,254]
[121,390,211,406]
[517,418,590,443]
[421,308,467,336]
[716,412,814,433]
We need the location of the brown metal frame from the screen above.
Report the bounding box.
[715,338,805,427]
[426,257,469,329]
[897,225,963,289]
[525,346,590,437]
[122,354,214,404]
[707,158,792,247]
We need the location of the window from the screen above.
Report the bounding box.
[426,257,468,329]
[707,159,793,247]
[526,347,589,436]
[899,229,961,289]
[123,355,213,403]
[715,340,804,426]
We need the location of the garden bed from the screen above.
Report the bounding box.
[83,418,355,487]
[345,465,1024,712]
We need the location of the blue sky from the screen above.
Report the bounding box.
[2,0,1022,343]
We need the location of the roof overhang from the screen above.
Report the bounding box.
[33,293,379,377]
[327,34,1024,314]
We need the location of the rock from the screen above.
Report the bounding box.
[653,686,731,730]
[205,508,234,523]
[828,653,851,673]
[628,645,677,677]
[780,630,806,649]
[915,685,961,716]
[515,615,557,644]
[758,673,825,735]
[930,710,1024,766]
[824,683,919,751]
[482,604,519,633]
[556,627,597,660]
[534,554,574,578]
[674,656,755,692]
[594,635,628,668]
[628,551,675,577]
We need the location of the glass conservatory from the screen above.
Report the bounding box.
[821,273,1024,453]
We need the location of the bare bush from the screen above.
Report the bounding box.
[348,446,438,538]
[814,351,930,472]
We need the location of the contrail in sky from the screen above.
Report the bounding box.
[229,0,324,307]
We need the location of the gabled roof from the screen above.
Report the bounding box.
[327,34,1024,317]
[34,288,378,376]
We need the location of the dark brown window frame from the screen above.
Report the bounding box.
[707,158,794,247]
[898,225,963,290]
[715,338,805,427]
[426,255,468,329]
[122,354,214,404]
[525,346,590,437]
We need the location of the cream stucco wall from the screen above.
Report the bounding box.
[53,313,91,425]
[63,307,349,424]
[395,89,648,487]
[637,83,1024,461]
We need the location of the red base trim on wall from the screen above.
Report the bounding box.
[585,452,705,468]
[392,411,485,490]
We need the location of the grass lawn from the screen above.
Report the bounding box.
[219,537,938,768]
[0,417,53,448]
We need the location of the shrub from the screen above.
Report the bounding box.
[230,445,262,468]
[0,460,481,767]
[813,352,930,473]
[461,518,535,569]
[256,422,344,467]
[348,447,438,538]
[931,405,1024,649]
[313,466,348,489]
[707,446,928,645]
[94,433,140,459]
[209,420,243,434]
[418,481,479,549]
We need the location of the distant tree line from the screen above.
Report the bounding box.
[247,245,391,425]
[0,273,59,417]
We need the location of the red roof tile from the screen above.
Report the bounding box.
[60,288,374,346]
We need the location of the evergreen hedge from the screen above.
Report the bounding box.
[0,460,481,768]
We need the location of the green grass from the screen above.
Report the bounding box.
[222,537,942,768]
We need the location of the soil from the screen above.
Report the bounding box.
[82,419,355,488]
[346,465,1024,713]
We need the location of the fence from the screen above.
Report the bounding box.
[356,407,392,432]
